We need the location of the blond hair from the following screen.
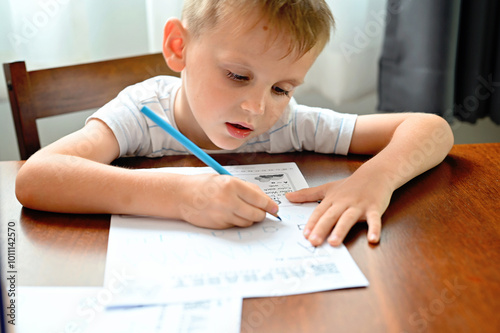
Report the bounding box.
[182,0,334,57]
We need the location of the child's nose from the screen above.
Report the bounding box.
[240,88,266,115]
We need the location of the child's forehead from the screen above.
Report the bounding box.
[194,9,305,59]
[205,7,278,37]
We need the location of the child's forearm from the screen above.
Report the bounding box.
[15,154,185,218]
[355,114,454,191]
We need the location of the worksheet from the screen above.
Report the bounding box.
[105,163,368,306]
[17,287,242,333]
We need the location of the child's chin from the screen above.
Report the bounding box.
[214,139,246,151]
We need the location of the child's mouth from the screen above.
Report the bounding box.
[226,122,253,139]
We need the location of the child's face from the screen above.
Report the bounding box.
[175,16,319,150]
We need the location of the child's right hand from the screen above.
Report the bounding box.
[176,174,279,229]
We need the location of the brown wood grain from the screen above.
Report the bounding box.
[1,144,499,332]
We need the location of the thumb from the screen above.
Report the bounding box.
[285,185,325,203]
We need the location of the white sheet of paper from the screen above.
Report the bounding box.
[105,163,368,306]
[17,286,242,333]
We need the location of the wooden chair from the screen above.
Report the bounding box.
[3,53,180,160]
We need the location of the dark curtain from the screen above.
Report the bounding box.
[378,0,500,125]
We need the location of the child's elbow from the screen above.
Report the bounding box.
[435,114,454,152]
[15,162,42,210]
[423,113,454,155]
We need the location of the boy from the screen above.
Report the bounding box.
[15,0,454,247]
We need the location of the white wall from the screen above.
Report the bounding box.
[0,0,151,160]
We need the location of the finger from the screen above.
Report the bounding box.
[307,205,348,246]
[302,200,335,239]
[285,185,326,203]
[366,210,382,244]
[237,182,279,216]
[186,212,234,229]
[206,210,256,229]
[233,198,268,222]
[327,207,364,247]
[229,214,258,228]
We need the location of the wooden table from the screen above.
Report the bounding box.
[1,143,499,332]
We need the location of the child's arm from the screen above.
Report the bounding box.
[286,113,454,246]
[15,119,278,228]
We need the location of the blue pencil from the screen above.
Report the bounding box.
[141,105,232,175]
[140,105,281,220]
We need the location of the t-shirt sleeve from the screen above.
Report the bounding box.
[86,77,180,157]
[268,100,357,155]
[87,86,152,157]
[309,106,357,155]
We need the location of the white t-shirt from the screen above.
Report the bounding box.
[88,76,357,158]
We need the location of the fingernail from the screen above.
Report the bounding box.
[328,235,339,244]
[309,234,321,244]
[303,228,311,237]
[368,233,378,243]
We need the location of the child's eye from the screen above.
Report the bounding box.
[226,71,249,82]
[273,86,290,97]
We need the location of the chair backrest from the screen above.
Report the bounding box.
[3,53,180,160]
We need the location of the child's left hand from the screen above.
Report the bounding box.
[285,173,393,247]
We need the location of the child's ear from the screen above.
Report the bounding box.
[162,18,187,72]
